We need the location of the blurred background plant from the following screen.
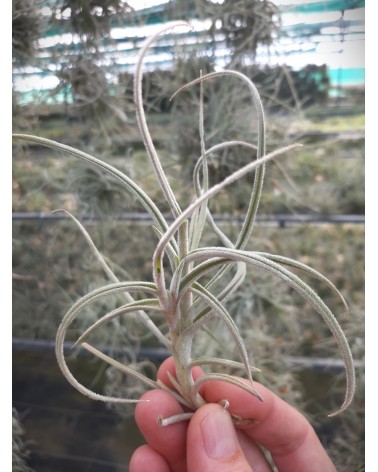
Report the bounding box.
[12,408,35,472]
[13,0,44,65]
[197,0,281,65]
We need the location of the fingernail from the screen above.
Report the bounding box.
[200,407,239,460]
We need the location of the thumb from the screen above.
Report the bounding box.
[187,403,253,472]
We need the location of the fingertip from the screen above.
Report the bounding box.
[187,403,251,471]
[157,356,204,388]
[129,444,170,472]
[201,378,335,470]
[156,356,176,381]
[202,378,272,424]
[135,388,184,432]
[134,389,188,467]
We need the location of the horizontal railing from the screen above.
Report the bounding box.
[12,212,365,228]
[12,338,364,372]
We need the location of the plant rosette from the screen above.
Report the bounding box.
[13,22,355,427]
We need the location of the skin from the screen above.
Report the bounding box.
[129,357,337,472]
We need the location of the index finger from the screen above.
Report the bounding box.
[202,378,336,472]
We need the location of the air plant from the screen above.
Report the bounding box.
[12,22,355,427]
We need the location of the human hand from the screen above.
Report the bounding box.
[129,356,336,472]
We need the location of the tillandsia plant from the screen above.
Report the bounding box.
[13,22,356,426]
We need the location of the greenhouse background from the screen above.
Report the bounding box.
[14,0,365,102]
[12,1,365,471]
